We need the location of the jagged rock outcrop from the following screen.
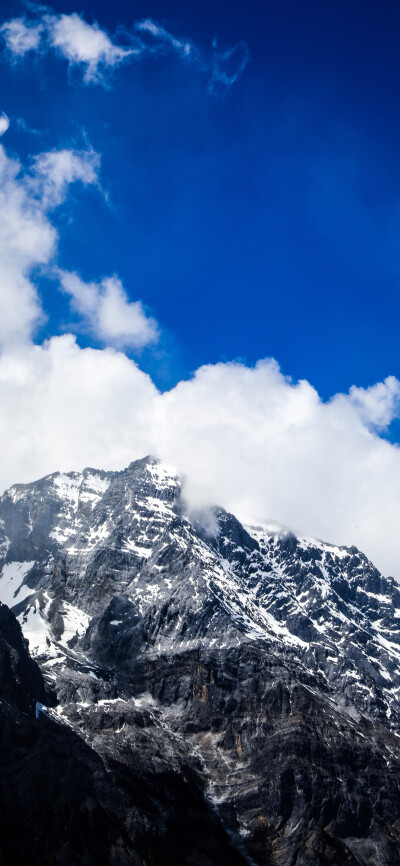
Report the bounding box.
[1,456,400,864]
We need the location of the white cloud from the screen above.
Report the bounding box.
[45,12,135,83]
[0,49,397,584]
[156,361,400,574]
[0,113,10,136]
[59,270,159,349]
[135,19,194,60]
[0,135,157,355]
[0,335,159,487]
[0,337,400,577]
[0,18,43,56]
[1,8,248,94]
[0,144,54,346]
[31,147,100,207]
[346,377,400,429]
[0,142,101,348]
[0,127,398,573]
[1,9,134,83]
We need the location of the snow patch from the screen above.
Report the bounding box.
[18,599,56,658]
[61,601,91,644]
[53,473,82,506]
[146,459,178,487]
[0,560,36,608]
[123,539,151,557]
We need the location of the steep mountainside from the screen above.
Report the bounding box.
[1,456,400,865]
[0,602,246,866]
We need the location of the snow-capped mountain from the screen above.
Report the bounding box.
[1,456,400,865]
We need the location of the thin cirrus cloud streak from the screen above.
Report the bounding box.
[0,7,249,94]
[208,41,250,96]
[134,18,195,61]
[0,134,400,574]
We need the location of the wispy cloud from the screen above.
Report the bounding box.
[1,16,43,56]
[208,41,250,96]
[45,12,135,83]
[135,18,196,61]
[30,147,100,206]
[59,270,159,350]
[15,115,42,137]
[1,7,249,94]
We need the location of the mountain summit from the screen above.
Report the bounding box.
[1,456,400,864]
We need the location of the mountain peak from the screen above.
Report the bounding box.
[126,454,179,480]
[1,457,400,864]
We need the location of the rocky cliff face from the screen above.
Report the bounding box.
[1,456,400,864]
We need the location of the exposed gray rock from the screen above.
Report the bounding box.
[1,455,400,864]
[0,602,248,866]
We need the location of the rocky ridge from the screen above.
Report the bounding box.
[1,456,400,864]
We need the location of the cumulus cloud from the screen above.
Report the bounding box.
[0,113,10,136]
[1,7,248,93]
[0,143,101,348]
[0,338,399,577]
[59,270,159,349]
[346,377,400,429]
[0,145,55,346]
[0,138,157,352]
[0,134,158,356]
[0,336,158,486]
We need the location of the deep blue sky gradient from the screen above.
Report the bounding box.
[1,0,399,403]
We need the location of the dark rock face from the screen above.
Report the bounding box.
[0,602,247,866]
[0,602,46,713]
[1,456,400,864]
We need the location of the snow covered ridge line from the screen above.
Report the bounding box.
[2,453,400,734]
[5,467,113,506]
[0,454,367,557]
[1,455,179,499]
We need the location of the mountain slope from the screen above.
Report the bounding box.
[0,601,248,866]
[1,456,400,864]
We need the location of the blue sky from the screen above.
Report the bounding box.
[1,0,399,395]
[1,0,400,575]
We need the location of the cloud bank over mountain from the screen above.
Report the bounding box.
[1,333,400,576]
[0,8,399,579]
